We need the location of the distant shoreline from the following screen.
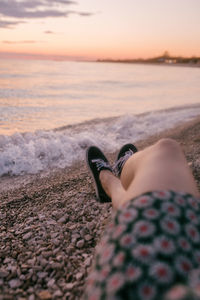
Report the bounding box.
[97,60,200,68]
[97,55,200,68]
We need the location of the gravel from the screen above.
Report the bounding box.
[0,163,112,299]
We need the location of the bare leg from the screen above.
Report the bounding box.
[100,138,200,209]
[99,171,126,209]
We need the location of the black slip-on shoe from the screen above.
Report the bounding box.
[113,143,138,177]
[86,146,112,203]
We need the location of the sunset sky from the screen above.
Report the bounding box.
[0,0,200,60]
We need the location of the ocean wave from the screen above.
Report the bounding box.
[0,105,200,176]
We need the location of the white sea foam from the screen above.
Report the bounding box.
[0,105,200,177]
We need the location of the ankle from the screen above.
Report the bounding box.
[99,169,113,182]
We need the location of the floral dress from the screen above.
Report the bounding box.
[84,190,200,300]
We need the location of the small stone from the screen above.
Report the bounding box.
[38,214,46,221]
[84,257,92,267]
[42,251,53,258]
[38,290,52,300]
[4,257,12,264]
[52,239,60,246]
[87,222,95,231]
[76,240,84,248]
[23,232,32,240]
[58,214,68,224]
[64,283,74,290]
[50,262,62,270]
[27,257,36,265]
[0,268,9,278]
[39,258,48,267]
[37,272,48,279]
[53,290,63,297]
[20,274,25,281]
[8,278,22,288]
[47,278,55,288]
[76,272,83,280]
[84,234,92,241]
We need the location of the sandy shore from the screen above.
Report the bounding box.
[0,116,200,299]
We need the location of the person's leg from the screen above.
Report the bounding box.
[99,170,126,209]
[100,138,200,209]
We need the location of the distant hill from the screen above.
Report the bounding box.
[97,54,200,66]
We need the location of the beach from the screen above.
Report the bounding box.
[1,116,200,299]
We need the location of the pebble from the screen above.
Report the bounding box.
[64,283,74,290]
[47,278,55,288]
[37,272,48,279]
[38,290,52,300]
[52,239,60,246]
[53,290,63,297]
[42,251,53,258]
[87,222,96,231]
[0,269,9,278]
[84,234,92,241]
[84,257,91,267]
[58,214,68,224]
[23,232,32,240]
[76,272,83,280]
[39,258,48,267]
[8,278,22,289]
[76,240,84,248]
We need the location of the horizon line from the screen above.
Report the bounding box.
[0,50,200,62]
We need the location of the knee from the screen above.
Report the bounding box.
[154,138,182,155]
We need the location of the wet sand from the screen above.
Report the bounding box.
[0,116,200,299]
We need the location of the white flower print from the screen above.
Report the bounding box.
[120,233,135,248]
[161,202,181,217]
[133,195,154,209]
[174,195,186,207]
[112,224,127,240]
[154,235,175,255]
[153,191,171,200]
[99,265,111,281]
[185,223,200,243]
[149,261,174,284]
[138,281,157,300]
[188,197,199,211]
[189,269,200,288]
[132,244,155,264]
[175,255,193,276]
[143,208,160,220]
[118,208,138,224]
[160,217,180,236]
[185,209,199,225]
[107,272,125,294]
[86,271,99,288]
[133,220,156,238]
[164,285,188,300]
[193,250,200,265]
[113,252,125,267]
[99,243,115,265]
[126,264,142,282]
[87,287,102,300]
[177,237,191,252]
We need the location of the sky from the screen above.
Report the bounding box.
[0,0,200,60]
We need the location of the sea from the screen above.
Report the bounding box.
[0,59,200,177]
